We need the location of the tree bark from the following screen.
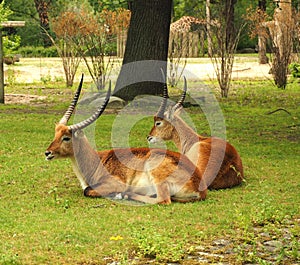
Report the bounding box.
[114,0,172,101]
[272,0,293,88]
[258,0,269,64]
[224,0,237,49]
[206,0,213,57]
[34,0,52,47]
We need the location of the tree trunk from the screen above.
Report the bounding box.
[258,34,269,64]
[224,0,237,49]
[208,0,239,98]
[114,0,172,101]
[258,0,266,10]
[272,0,293,89]
[34,0,52,47]
[206,0,213,57]
[258,0,269,64]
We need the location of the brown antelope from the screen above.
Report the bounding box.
[147,78,244,189]
[45,75,207,204]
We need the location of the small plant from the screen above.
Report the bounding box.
[48,187,70,209]
[54,76,64,82]
[6,68,17,85]
[132,227,185,262]
[41,73,52,84]
[289,62,300,78]
[0,253,20,265]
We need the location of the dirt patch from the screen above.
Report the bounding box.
[5,94,47,104]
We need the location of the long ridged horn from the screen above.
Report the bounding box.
[68,81,111,132]
[157,68,169,118]
[59,74,84,125]
[173,76,187,111]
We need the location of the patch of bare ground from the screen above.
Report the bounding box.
[5,93,47,105]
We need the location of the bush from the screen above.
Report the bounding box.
[17,46,59,57]
[289,62,300,78]
[3,35,21,57]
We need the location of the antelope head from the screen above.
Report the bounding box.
[45,75,111,161]
[147,77,187,144]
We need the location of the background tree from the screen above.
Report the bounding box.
[206,0,212,57]
[50,2,130,90]
[81,8,130,90]
[34,0,52,47]
[267,0,293,89]
[172,0,205,20]
[207,0,242,98]
[0,0,13,104]
[87,0,128,12]
[4,0,42,47]
[50,5,84,87]
[246,0,296,89]
[67,6,112,90]
[114,0,172,101]
[257,0,269,64]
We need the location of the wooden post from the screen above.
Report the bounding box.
[0,21,25,104]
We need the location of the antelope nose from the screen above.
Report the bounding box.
[147,136,155,143]
[45,150,51,157]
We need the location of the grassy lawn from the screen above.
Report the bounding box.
[0,73,299,264]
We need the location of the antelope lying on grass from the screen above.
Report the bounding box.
[147,78,244,189]
[45,76,207,204]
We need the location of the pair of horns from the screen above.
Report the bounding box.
[59,74,111,131]
[60,72,186,128]
[157,74,187,118]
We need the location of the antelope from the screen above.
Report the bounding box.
[45,75,207,204]
[147,78,244,189]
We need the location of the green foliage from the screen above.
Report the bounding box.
[17,46,59,57]
[132,226,186,262]
[87,0,128,12]
[0,1,21,57]
[6,68,17,85]
[0,1,13,23]
[3,0,41,47]
[5,0,296,52]
[40,73,52,84]
[289,62,300,78]
[50,0,94,17]
[3,35,21,57]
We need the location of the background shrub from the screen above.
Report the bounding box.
[17,46,59,57]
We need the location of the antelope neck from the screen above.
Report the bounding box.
[171,119,199,154]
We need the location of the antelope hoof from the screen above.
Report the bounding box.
[158,199,171,205]
[84,186,100,197]
[200,189,207,200]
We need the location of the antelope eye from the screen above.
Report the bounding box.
[155,121,162,127]
[62,136,71,142]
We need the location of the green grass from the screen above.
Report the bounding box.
[0,78,299,264]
